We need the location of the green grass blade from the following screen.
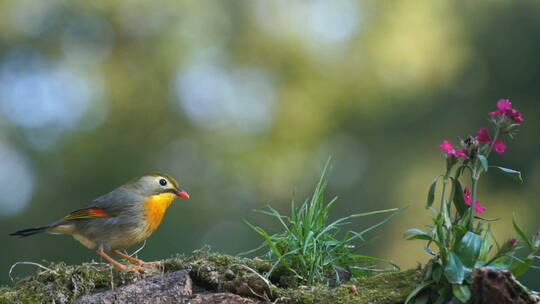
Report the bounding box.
[244,219,282,258]
[244,158,404,286]
[264,205,290,231]
[352,206,408,240]
[513,213,533,249]
[349,254,399,269]
[237,241,268,256]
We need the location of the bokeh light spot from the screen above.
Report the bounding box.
[7,0,61,37]
[61,13,114,66]
[0,142,34,216]
[174,63,276,134]
[253,0,362,49]
[0,48,107,149]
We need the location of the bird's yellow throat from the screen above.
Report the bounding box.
[144,193,177,232]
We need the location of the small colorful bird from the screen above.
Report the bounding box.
[10,172,189,271]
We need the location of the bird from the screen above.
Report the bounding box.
[10,172,190,272]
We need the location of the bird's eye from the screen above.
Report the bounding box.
[159,178,167,186]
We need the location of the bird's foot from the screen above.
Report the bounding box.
[97,250,146,272]
[339,284,358,294]
[124,256,161,267]
[111,250,161,268]
[135,260,161,267]
[126,265,147,272]
[113,263,146,272]
[137,260,161,267]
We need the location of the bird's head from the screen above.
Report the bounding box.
[131,172,190,199]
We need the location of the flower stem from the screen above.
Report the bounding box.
[440,170,452,248]
[469,172,478,230]
[469,126,501,230]
[440,172,450,212]
[486,127,501,158]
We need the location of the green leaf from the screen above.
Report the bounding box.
[451,225,468,244]
[433,296,446,304]
[489,255,514,269]
[444,252,465,284]
[509,256,534,277]
[412,294,429,304]
[452,284,471,303]
[432,263,443,283]
[436,223,448,257]
[404,228,432,241]
[459,208,473,228]
[426,175,442,209]
[477,155,488,172]
[513,213,533,249]
[454,232,482,268]
[423,246,437,256]
[492,166,523,183]
[405,280,434,304]
[478,230,493,262]
[452,179,468,217]
[436,285,452,303]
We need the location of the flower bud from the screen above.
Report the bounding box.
[509,238,518,246]
[533,231,540,249]
[464,136,479,159]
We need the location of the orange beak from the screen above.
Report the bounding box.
[175,189,190,199]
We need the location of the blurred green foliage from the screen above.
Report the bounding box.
[0,0,539,289]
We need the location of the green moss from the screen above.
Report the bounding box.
[0,248,422,304]
[0,261,159,304]
[164,246,273,298]
[275,269,423,304]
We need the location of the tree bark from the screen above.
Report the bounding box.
[472,268,540,304]
[75,270,192,304]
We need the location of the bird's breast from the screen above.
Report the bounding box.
[144,193,176,232]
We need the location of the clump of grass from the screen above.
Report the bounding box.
[244,160,404,286]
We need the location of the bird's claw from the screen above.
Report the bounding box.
[127,265,147,272]
[138,261,161,267]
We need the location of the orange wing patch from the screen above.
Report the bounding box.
[64,207,109,220]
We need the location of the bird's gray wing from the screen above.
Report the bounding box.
[64,186,143,219]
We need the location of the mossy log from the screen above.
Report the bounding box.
[0,249,537,303]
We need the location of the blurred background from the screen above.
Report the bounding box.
[1,0,539,288]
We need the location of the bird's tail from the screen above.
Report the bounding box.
[10,225,50,237]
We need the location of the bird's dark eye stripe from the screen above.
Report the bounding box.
[159,178,167,186]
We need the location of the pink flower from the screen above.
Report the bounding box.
[509,108,524,123]
[464,186,472,203]
[463,187,486,214]
[476,127,492,143]
[455,148,469,159]
[492,139,507,154]
[476,128,507,154]
[439,140,453,152]
[498,99,512,111]
[489,99,512,115]
[489,98,524,123]
[474,202,487,214]
[509,238,518,246]
[439,140,468,159]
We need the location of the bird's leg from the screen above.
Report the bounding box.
[96,250,144,272]
[111,250,161,267]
